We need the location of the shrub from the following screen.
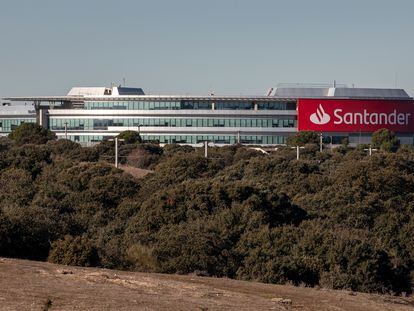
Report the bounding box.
[126,144,163,169]
[0,206,53,260]
[9,123,56,145]
[48,235,99,267]
[371,128,400,152]
[287,131,319,147]
[117,130,142,144]
[125,244,158,271]
[0,138,413,294]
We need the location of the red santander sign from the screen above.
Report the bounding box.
[298,99,414,133]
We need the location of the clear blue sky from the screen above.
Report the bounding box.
[0,0,413,97]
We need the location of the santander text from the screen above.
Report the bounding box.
[333,109,410,126]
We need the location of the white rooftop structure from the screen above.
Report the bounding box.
[0,103,35,116]
[4,84,411,102]
[68,87,111,96]
[270,86,411,99]
[67,86,145,97]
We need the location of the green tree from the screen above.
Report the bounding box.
[287,131,319,146]
[117,130,142,144]
[1,133,414,294]
[371,128,400,151]
[8,123,56,145]
[48,235,99,267]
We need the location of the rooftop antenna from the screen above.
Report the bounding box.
[333,80,337,88]
[123,78,126,87]
[266,87,274,96]
[209,84,214,96]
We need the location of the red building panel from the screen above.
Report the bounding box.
[298,98,414,133]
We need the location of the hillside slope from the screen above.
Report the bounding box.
[0,258,413,311]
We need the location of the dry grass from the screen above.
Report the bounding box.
[118,164,153,178]
[0,258,413,310]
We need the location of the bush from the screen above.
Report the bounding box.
[287,131,320,147]
[125,244,158,271]
[163,144,194,157]
[47,139,100,162]
[9,123,56,145]
[0,133,414,294]
[371,128,400,152]
[0,168,34,206]
[125,144,163,169]
[48,235,99,267]
[0,205,53,260]
[117,130,142,144]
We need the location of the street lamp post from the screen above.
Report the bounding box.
[364,146,378,156]
[319,132,323,152]
[291,145,305,160]
[115,137,119,168]
[108,137,125,168]
[64,122,68,140]
[204,141,208,158]
[137,124,143,142]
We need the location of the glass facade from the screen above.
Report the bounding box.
[0,118,36,133]
[141,135,287,145]
[6,86,412,147]
[50,117,297,130]
[66,134,287,145]
[84,100,296,111]
[66,135,104,143]
[47,97,298,146]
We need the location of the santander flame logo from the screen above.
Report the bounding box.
[310,104,331,125]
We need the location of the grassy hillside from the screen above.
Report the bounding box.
[1,125,414,295]
[1,257,413,311]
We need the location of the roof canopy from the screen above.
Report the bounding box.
[271,87,411,99]
[67,86,145,96]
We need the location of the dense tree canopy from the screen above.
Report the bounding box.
[117,130,142,144]
[371,128,400,151]
[1,124,414,295]
[287,131,320,146]
[8,123,56,145]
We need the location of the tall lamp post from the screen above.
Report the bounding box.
[108,137,125,168]
[64,122,68,140]
[291,145,305,160]
[364,145,378,156]
[204,141,209,158]
[319,132,323,152]
[137,124,143,142]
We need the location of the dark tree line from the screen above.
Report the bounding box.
[0,124,413,294]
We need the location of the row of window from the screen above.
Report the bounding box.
[65,134,287,145]
[50,117,297,130]
[66,135,104,143]
[0,118,36,132]
[141,135,287,144]
[84,100,296,111]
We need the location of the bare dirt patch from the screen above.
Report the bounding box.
[118,165,153,178]
[0,258,413,310]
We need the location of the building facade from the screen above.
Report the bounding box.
[0,103,36,134]
[2,85,414,146]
